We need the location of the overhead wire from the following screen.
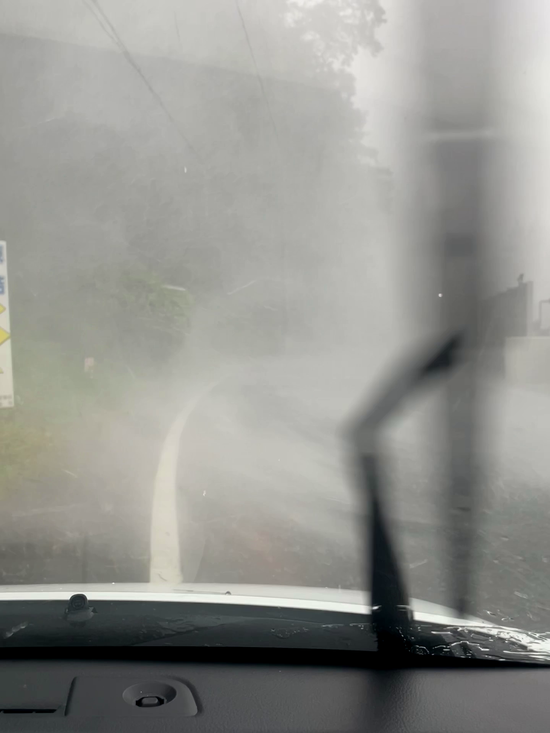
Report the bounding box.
[234,0,280,145]
[81,0,288,309]
[82,0,204,165]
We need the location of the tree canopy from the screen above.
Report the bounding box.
[0,0,388,358]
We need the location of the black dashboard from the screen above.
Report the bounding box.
[0,656,548,732]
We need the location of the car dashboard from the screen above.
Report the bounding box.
[0,654,547,733]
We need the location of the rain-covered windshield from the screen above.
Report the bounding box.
[1,0,550,646]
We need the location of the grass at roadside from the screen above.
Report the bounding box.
[0,336,141,495]
[0,414,55,490]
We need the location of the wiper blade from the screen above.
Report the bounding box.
[350,334,461,655]
[350,0,500,657]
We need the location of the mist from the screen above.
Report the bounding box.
[2,0,550,633]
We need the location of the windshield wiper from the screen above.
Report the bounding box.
[350,334,461,656]
[349,0,498,658]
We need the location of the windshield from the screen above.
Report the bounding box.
[0,0,548,654]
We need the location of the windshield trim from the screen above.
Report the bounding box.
[0,582,489,627]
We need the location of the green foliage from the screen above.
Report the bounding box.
[78,263,193,371]
[94,264,192,334]
[2,0,389,362]
[12,337,136,419]
[0,412,54,492]
[0,333,150,494]
[288,0,386,67]
[0,0,390,492]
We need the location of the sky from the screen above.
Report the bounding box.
[1,0,550,307]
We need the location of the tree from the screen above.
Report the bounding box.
[0,0,389,361]
[80,263,193,370]
[288,0,385,66]
[192,0,388,347]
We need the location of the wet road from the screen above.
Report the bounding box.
[0,390,170,585]
[177,357,550,632]
[3,352,550,637]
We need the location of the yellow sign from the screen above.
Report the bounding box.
[0,304,4,315]
[0,327,9,347]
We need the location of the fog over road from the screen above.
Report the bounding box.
[2,0,550,649]
[2,345,550,636]
[177,353,550,632]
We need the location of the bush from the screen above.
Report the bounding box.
[76,263,193,373]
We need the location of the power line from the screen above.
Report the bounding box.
[234,0,280,144]
[82,0,119,47]
[82,0,203,165]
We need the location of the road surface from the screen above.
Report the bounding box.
[177,354,550,632]
[0,389,170,585]
[3,350,550,636]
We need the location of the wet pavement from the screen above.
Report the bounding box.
[3,353,550,638]
[177,359,550,633]
[0,397,168,585]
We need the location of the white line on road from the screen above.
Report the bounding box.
[149,379,223,584]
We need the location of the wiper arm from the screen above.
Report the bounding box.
[349,0,499,658]
[350,335,462,655]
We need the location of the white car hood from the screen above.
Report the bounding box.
[0,581,486,627]
[3,582,550,661]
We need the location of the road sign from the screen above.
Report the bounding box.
[0,241,13,408]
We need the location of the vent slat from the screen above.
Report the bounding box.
[0,708,57,714]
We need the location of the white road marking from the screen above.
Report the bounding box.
[149,379,223,584]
